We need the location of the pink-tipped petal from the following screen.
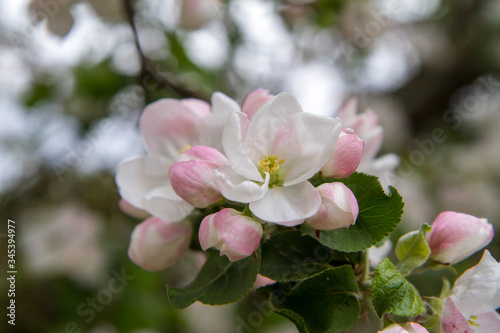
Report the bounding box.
[140,99,205,157]
[450,250,500,318]
[441,298,473,333]
[241,89,273,120]
[181,98,211,118]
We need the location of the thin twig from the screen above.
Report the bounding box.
[122,0,209,103]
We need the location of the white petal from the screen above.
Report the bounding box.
[281,112,341,185]
[451,250,500,318]
[243,93,302,164]
[199,92,241,151]
[214,166,269,203]
[222,112,263,181]
[142,185,194,222]
[474,311,500,333]
[250,182,321,226]
[115,155,171,209]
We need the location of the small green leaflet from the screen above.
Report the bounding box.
[371,258,426,318]
[395,223,432,275]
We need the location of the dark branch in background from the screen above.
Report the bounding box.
[123,0,210,103]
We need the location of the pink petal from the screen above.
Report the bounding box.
[441,298,474,333]
[241,89,273,120]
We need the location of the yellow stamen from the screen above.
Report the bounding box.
[258,154,286,187]
[469,316,480,327]
[179,144,192,154]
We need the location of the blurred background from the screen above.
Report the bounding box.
[1,0,499,332]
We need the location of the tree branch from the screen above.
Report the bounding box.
[122,0,209,103]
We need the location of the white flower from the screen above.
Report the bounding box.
[441,250,500,333]
[116,93,238,222]
[215,93,341,225]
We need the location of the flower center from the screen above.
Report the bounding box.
[179,144,192,154]
[258,154,285,187]
[468,316,480,327]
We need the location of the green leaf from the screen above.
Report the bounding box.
[304,173,404,252]
[395,224,432,275]
[260,230,335,282]
[371,258,426,318]
[167,251,259,309]
[269,266,360,333]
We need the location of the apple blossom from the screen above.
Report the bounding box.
[128,217,192,271]
[441,250,500,333]
[199,208,263,261]
[116,92,239,222]
[306,182,359,231]
[378,323,429,333]
[169,145,228,208]
[320,129,365,179]
[426,211,494,264]
[215,93,342,225]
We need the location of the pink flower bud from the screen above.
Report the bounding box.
[169,146,228,208]
[241,89,274,120]
[128,217,191,271]
[199,208,263,261]
[321,129,365,179]
[306,183,359,231]
[426,211,494,264]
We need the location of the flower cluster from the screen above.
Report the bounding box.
[115,90,496,333]
[116,90,364,269]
